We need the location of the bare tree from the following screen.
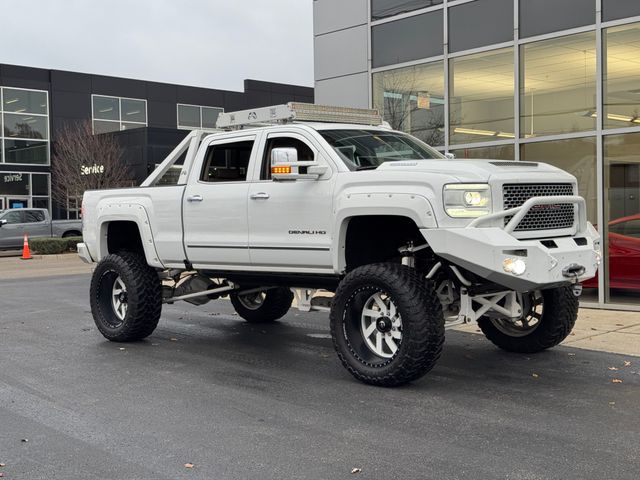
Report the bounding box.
[51,121,133,207]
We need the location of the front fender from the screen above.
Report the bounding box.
[332,192,437,272]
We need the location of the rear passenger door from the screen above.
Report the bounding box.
[182,134,259,269]
[23,210,50,238]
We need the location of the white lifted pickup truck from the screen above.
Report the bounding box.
[79,103,600,386]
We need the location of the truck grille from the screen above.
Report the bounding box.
[503,183,575,232]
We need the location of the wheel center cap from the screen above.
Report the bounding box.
[376,316,392,333]
[119,292,127,302]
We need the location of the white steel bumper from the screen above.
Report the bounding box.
[77,242,94,264]
[421,196,601,292]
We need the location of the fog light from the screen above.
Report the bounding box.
[503,258,527,276]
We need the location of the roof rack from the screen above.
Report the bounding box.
[215,102,384,129]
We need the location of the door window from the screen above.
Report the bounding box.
[3,211,23,224]
[200,140,254,183]
[23,210,45,223]
[261,137,315,180]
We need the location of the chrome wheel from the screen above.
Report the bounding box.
[111,276,128,322]
[237,292,266,311]
[490,291,543,338]
[360,292,402,358]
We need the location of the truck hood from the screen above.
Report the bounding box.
[375,158,565,182]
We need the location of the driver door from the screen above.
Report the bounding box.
[247,132,335,271]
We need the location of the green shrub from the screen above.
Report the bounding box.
[30,236,83,255]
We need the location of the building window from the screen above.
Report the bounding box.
[604,22,640,129]
[448,0,513,53]
[519,0,595,39]
[177,104,224,130]
[520,32,596,138]
[602,0,640,22]
[0,171,50,212]
[371,10,443,68]
[604,132,640,304]
[450,47,514,145]
[450,144,515,160]
[1,87,49,165]
[373,61,445,146]
[371,0,442,20]
[92,95,147,133]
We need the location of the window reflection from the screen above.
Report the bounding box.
[450,48,514,145]
[450,144,515,160]
[3,88,47,115]
[604,23,640,129]
[604,133,640,303]
[373,61,445,146]
[521,32,596,137]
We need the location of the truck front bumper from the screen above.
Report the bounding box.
[77,242,94,264]
[421,196,601,292]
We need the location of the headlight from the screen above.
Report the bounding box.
[444,184,491,218]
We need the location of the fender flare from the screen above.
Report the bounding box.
[96,202,164,268]
[331,193,437,272]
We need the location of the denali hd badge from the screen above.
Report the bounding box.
[289,230,327,235]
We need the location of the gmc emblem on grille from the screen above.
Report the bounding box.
[531,204,562,211]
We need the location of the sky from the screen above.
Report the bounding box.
[0,0,314,91]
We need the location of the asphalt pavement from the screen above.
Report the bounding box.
[0,273,638,480]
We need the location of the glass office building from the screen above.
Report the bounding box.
[314,0,640,308]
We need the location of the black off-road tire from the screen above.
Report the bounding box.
[230,287,294,323]
[90,252,162,342]
[477,287,578,353]
[330,263,445,387]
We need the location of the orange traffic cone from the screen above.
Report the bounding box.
[21,233,32,260]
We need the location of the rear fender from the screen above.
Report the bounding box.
[96,202,163,268]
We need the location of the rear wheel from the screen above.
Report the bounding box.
[90,252,162,341]
[330,263,445,387]
[230,287,293,323]
[477,287,578,353]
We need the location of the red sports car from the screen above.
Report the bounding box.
[583,214,640,290]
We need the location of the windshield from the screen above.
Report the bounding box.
[320,129,444,170]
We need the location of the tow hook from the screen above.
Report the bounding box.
[562,263,585,297]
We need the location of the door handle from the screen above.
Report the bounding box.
[187,195,203,202]
[250,192,270,200]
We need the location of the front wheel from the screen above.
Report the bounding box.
[90,252,162,342]
[330,263,445,387]
[477,287,578,353]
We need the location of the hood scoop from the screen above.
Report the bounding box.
[490,161,539,167]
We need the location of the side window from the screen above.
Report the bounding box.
[3,211,23,224]
[200,140,254,183]
[24,210,45,223]
[261,137,315,180]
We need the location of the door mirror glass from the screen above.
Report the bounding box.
[271,147,298,166]
[0,219,6,226]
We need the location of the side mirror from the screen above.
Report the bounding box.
[0,219,6,227]
[444,152,455,159]
[271,147,326,181]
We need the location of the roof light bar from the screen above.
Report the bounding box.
[216,102,383,129]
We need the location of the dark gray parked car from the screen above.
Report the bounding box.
[0,208,82,249]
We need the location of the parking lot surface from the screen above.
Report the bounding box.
[0,273,638,479]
